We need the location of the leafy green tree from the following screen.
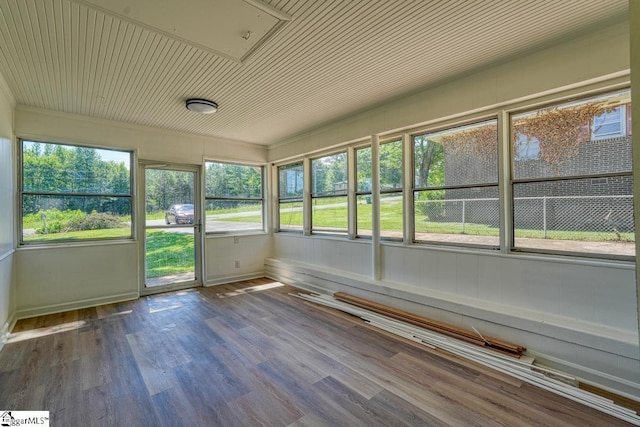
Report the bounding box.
[22,141,132,217]
[380,141,403,189]
[323,153,347,194]
[414,135,444,188]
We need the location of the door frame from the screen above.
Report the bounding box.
[138,160,203,296]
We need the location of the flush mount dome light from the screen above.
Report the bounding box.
[186,98,218,114]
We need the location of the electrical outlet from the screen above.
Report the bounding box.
[234,260,240,268]
[234,236,239,244]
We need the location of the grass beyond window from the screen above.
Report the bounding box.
[22,227,131,241]
[145,230,194,278]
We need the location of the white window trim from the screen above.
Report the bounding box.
[592,106,626,141]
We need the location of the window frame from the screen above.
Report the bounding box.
[591,105,626,141]
[204,160,265,235]
[355,139,404,240]
[355,144,373,238]
[269,83,632,262]
[310,150,348,235]
[514,133,540,161]
[412,118,500,250]
[277,161,304,233]
[509,88,633,260]
[18,138,135,245]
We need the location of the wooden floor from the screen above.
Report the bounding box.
[0,278,633,426]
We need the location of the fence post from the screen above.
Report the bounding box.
[543,196,547,239]
[462,200,466,233]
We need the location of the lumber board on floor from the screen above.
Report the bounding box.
[334,291,526,356]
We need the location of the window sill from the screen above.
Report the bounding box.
[17,238,136,251]
[205,231,268,239]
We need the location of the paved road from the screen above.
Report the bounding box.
[146,217,261,232]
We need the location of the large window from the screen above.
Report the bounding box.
[311,152,347,234]
[20,140,133,244]
[205,161,264,233]
[591,105,629,140]
[356,140,403,238]
[511,89,633,257]
[278,162,303,232]
[272,87,633,261]
[413,120,499,247]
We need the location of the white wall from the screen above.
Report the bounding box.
[0,70,15,349]
[266,19,639,399]
[16,106,266,164]
[205,234,270,285]
[15,243,139,318]
[13,107,269,317]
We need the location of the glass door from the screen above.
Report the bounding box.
[142,164,201,291]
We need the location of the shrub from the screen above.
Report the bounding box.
[29,209,85,234]
[65,212,123,231]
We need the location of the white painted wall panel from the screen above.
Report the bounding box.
[454,253,480,299]
[15,243,138,318]
[0,256,13,346]
[205,234,269,284]
[0,138,12,258]
[0,71,15,344]
[272,234,371,276]
[15,107,267,165]
[379,245,637,333]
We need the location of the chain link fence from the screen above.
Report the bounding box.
[417,195,633,239]
[417,198,499,233]
[514,195,633,238]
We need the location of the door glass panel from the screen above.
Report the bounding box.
[145,228,195,286]
[144,168,197,288]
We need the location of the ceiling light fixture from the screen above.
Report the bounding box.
[186,98,218,114]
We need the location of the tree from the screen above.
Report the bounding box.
[414,135,444,188]
[379,141,402,189]
[323,153,347,194]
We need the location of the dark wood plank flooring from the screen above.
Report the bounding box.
[0,278,633,426]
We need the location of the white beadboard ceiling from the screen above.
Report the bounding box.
[0,0,628,146]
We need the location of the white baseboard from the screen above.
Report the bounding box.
[529,350,640,404]
[266,257,640,401]
[204,271,266,287]
[15,292,140,320]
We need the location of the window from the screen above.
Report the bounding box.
[20,140,133,244]
[413,120,499,247]
[204,161,264,233]
[514,134,540,160]
[356,146,372,236]
[356,140,403,238]
[511,89,633,258]
[311,152,347,234]
[592,106,626,140]
[278,162,303,232]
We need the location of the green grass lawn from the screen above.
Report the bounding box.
[23,203,632,280]
[278,201,632,241]
[22,227,132,242]
[145,229,194,278]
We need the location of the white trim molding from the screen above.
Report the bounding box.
[15,292,139,320]
[0,312,17,354]
[204,271,266,287]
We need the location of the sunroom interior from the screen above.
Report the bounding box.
[0,0,639,419]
